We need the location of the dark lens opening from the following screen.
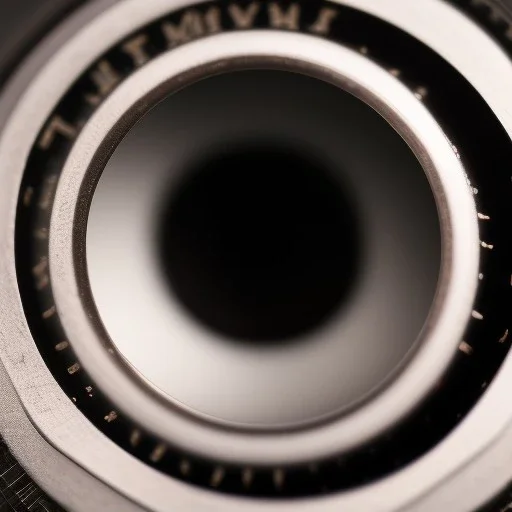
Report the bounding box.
[158,142,360,343]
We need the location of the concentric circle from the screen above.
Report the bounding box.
[47,31,477,466]
[0,0,510,509]
[86,64,442,431]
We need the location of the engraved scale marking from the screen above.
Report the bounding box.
[242,468,253,488]
[38,116,77,150]
[67,363,80,375]
[180,459,191,476]
[161,7,221,48]
[150,443,167,463]
[130,429,142,447]
[34,227,49,240]
[414,86,428,100]
[273,468,285,489]
[228,3,261,29]
[85,60,122,106]
[472,310,484,320]
[210,466,225,487]
[23,187,34,207]
[459,341,474,355]
[122,34,151,67]
[42,306,56,319]
[309,6,339,35]
[38,175,58,211]
[268,2,300,30]
[32,257,49,291]
[55,341,69,352]
[104,411,118,423]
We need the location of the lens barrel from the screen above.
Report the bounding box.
[0,1,511,511]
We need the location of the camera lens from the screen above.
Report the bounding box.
[85,66,442,431]
[0,1,511,511]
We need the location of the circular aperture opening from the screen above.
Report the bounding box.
[159,142,360,342]
[87,68,441,429]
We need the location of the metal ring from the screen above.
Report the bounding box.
[49,30,479,465]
